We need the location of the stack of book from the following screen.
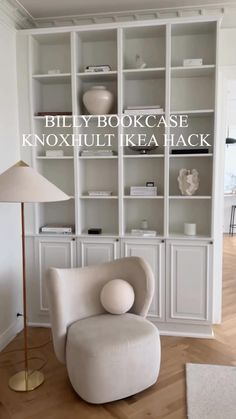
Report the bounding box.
[80,150,117,157]
[130,229,157,237]
[124,105,164,115]
[40,225,74,234]
[84,65,111,73]
[87,191,113,196]
[130,186,157,196]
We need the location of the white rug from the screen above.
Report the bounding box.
[186,363,236,419]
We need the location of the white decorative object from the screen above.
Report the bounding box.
[83,85,114,115]
[46,150,64,157]
[48,69,61,74]
[184,223,197,236]
[183,59,203,67]
[100,279,135,314]
[141,219,148,229]
[177,169,199,196]
[135,54,147,69]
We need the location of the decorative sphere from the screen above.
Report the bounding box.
[100,279,135,314]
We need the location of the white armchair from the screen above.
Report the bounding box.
[47,256,161,404]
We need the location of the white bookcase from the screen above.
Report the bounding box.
[18,16,222,337]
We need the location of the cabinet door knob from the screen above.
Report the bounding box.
[116,238,119,242]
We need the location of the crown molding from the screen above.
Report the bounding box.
[1,0,35,29]
[4,0,236,29]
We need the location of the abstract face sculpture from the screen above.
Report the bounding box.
[177,168,199,196]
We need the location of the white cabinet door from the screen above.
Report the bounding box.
[166,241,213,323]
[38,238,75,311]
[80,239,119,267]
[122,239,165,321]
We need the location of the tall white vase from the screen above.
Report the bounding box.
[83,85,114,115]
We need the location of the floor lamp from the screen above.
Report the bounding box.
[0,161,70,392]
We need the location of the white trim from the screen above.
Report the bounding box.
[27,322,51,328]
[1,0,34,29]
[11,1,229,30]
[18,15,222,35]
[0,319,23,351]
[213,65,236,323]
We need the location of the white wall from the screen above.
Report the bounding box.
[0,20,22,350]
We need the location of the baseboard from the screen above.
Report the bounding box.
[0,319,23,351]
[150,320,214,339]
[28,322,51,328]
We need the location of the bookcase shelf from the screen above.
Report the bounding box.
[32,74,72,84]
[171,65,215,78]
[123,68,165,80]
[77,71,117,82]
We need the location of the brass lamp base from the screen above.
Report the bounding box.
[9,370,44,392]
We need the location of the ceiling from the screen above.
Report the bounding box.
[15,0,236,19]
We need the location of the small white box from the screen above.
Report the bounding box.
[130,186,157,196]
[48,69,61,74]
[46,150,64,157]
[183,59,203,67]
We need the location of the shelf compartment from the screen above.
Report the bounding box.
[124,77,165,110]
[124,199,164,236]
[171,65,215,78]
[124,158,164,196]
[77,118,119,155]
[37,159,74,197]
[123,26,166,70]
[38,200,75,231]
[31,33,71,75]
[169,199,212,236]
[169,156,213,196]
[169,112,214,152]
[79,159,118,196]
[77,71,117,82]
[76,29,117,73]
[171,76,215,112]
[33,119,74,157]
[123,68,165,80]
[80,199,118,235]
[122,113,166,156]
[171,21,216,67]
[32,79,72,115]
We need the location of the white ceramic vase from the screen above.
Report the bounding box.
[83,85,114,115]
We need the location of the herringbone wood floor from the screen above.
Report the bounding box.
[0,236,236,419]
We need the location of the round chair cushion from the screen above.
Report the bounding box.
[100,279,135,314]
[66,313,161,404]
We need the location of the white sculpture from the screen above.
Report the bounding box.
[177,168,199,196]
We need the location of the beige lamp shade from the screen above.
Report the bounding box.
[0,161,70,203]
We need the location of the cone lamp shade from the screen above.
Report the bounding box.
[0,161,70,392]
[0,161,69,202]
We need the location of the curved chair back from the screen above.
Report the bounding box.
[47,256,154,363]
